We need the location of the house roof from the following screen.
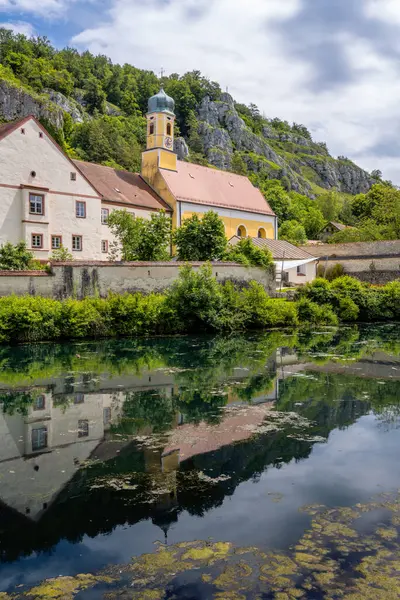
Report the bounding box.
[328,221,347,231]
[73,160,171,212]
[160,161,275,216]
[229,236,318,260]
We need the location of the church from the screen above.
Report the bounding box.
[0,88,276,260]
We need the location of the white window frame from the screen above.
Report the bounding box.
[51,236,62,249]
[101,208,109,224]
[72,235,82,251]
[29,193,44,215]
[76,201,86,219]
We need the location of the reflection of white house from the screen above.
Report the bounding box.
[229,237,319,286]
[0,391,124,521]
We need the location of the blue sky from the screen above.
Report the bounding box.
[1,0,400,182]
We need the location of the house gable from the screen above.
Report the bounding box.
[0,117,99,198]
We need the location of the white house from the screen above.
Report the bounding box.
[0,116,170,261]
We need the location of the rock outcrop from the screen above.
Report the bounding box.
[45,89,86,123]
[174,137,189,160]
[196,93,373,196]
[0,80,64,129]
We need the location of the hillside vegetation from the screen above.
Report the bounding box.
[0,28,398,244]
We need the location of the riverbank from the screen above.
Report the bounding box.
[0,267,398,343]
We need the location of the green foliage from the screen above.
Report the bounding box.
[296,298,338,326]
[71,115,146,172]
[224,238,274,271]
[173,211,227,261]
[241,282,299,328]
[50,246,73,261]
[0,241,34,271]
[279,220,307,245]
[231,152,248,176]
[296,275,400,323]
[107,209,172,261]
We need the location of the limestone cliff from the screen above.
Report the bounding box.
[195,93,372,197]
[0,80,65,129]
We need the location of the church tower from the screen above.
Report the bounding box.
[141,88,177,183]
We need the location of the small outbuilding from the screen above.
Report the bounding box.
[319,221,354,242]
[228,237,319,286]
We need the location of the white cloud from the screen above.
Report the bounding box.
[70,0,400,182]
[0,20,34,36]
[365,0,400,24]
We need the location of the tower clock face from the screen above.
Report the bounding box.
[165,136,173,149]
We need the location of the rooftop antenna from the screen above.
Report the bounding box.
[160,67,165,79]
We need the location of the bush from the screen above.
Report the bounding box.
[296,278,334,305]
[165,264,225,331]
[224,238,275,272]
[0,242,34,271]
[242,282,299,328]
[0,296,61,342]
[338,297,359,321]
[50,246,74,261]
[296,298,338,326]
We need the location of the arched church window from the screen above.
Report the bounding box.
[166,122,172,136]
[237,225,247,238]
[258,228,266,239]
[149,123,155,135]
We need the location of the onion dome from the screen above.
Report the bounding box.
[147,88,175,115]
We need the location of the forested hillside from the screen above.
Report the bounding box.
[0,28,398,244]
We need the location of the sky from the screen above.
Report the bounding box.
[1,0,400,183]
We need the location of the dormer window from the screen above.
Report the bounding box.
[21,128,25,135]
[70,172,76,181]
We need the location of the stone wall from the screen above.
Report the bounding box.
[0,262,276,299]
[301,240,400,259]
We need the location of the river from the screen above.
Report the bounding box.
[0,324,399,598]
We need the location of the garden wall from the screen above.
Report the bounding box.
[0,262,276,299]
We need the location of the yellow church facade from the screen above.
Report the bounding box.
[141,89,277,240]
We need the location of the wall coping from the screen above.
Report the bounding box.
[0,270,50,277]
[49,261,246,267]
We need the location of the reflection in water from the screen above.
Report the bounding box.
[0,324,399,597]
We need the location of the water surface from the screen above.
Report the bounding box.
[0,325,400,598]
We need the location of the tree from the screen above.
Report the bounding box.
[107,210,172,261]
[259,179,292,223]
[173,211,227,261]
[83,76,107,114]
[231,152,248,176]
[279,220,307,246]
[50,246,73,261]
[0,242,34,270]
[316,191,341,222]
[224,238,274,269]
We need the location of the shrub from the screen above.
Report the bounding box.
[0,296,61,342]
[338,297,359,321]
[105,292,168,336]
[325,263,345,281]
[0,242,34,271]
[381,281,400,320]
[242,282,299,328]
[165,264,225,331]
[50,246,74,261]
[224,238,275,272]
[296,298,338,326]
[58,298,108,339]
[296,278,334,305]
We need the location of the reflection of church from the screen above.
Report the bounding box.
[0,350,282,552]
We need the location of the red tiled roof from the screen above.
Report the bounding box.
[160,161,275,216]
[74,160,171,212]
